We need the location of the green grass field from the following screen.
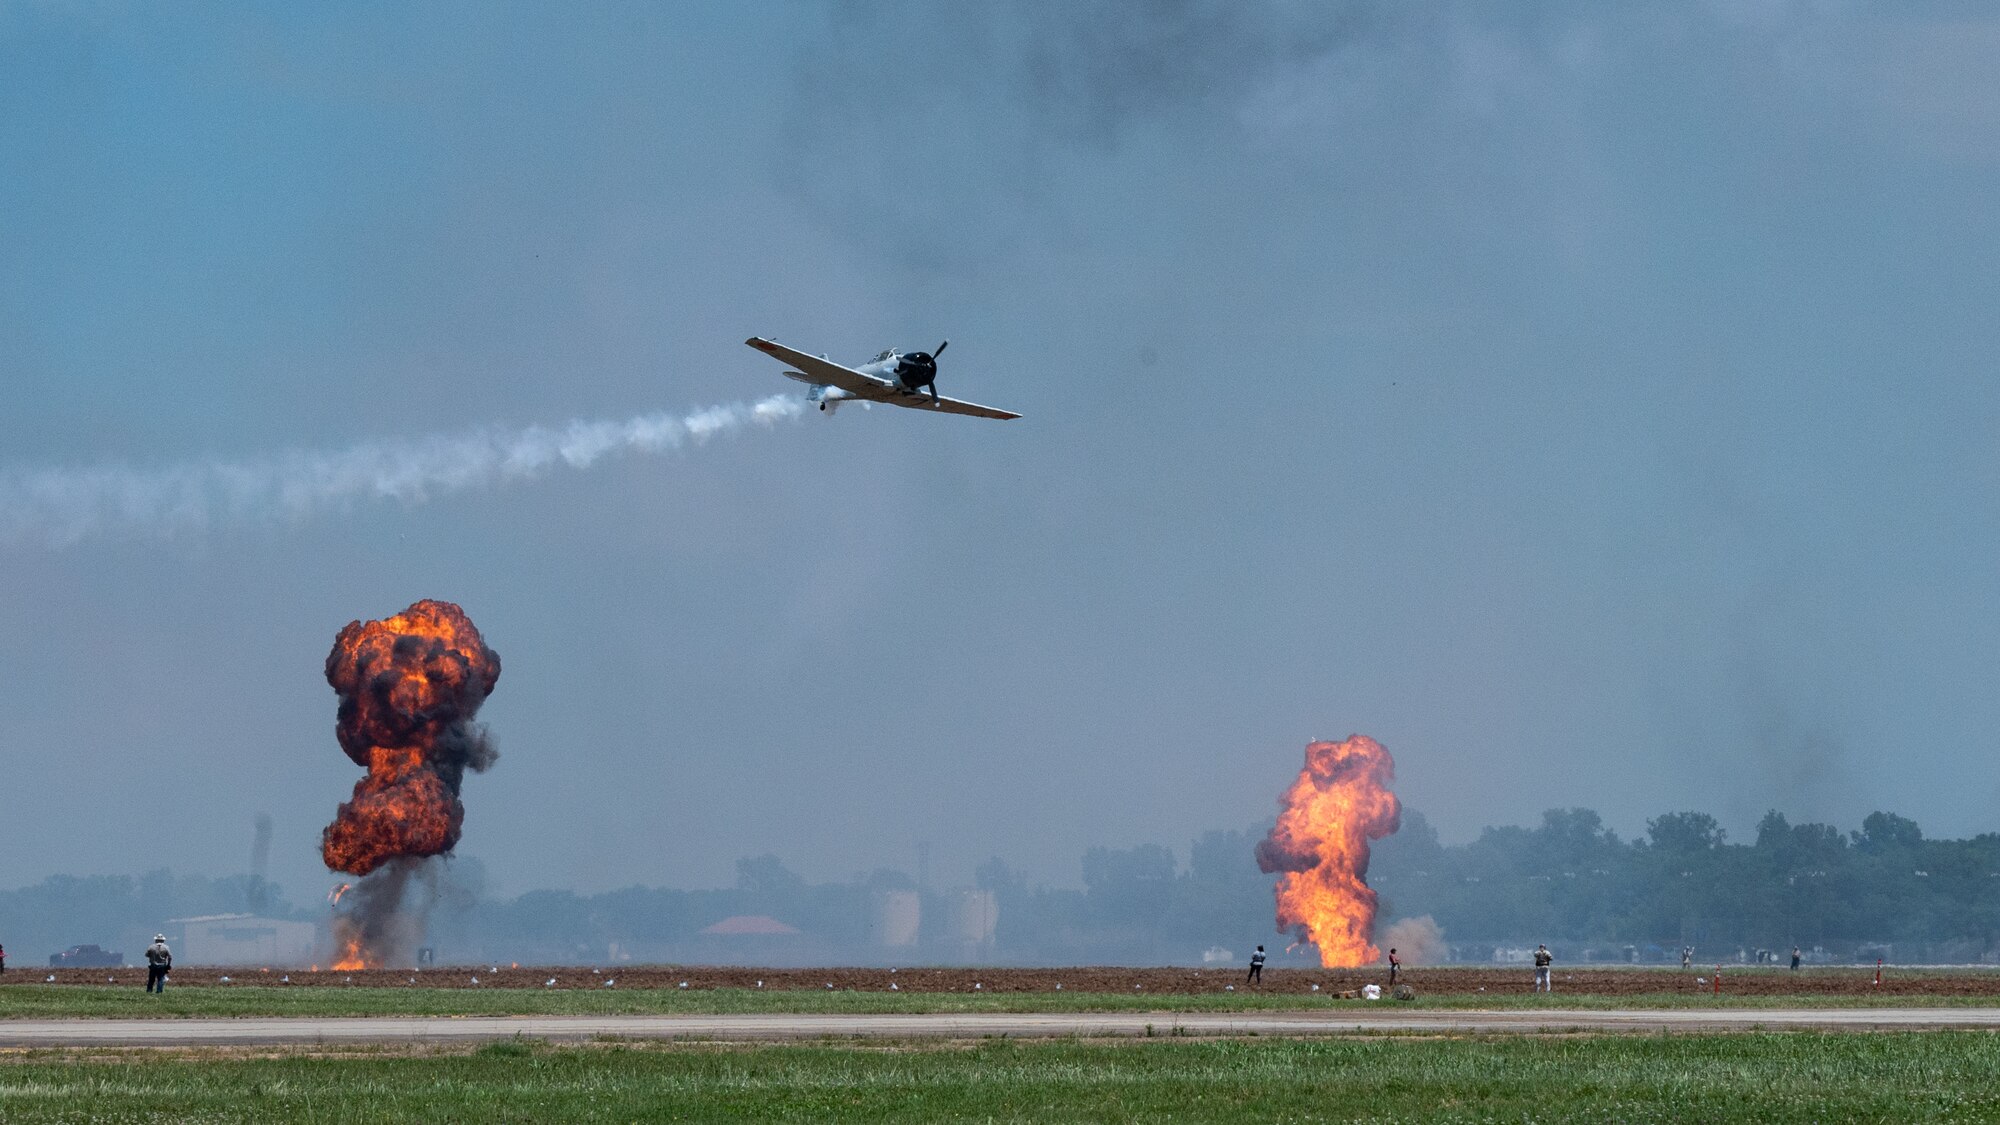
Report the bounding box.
[1,1032,1995,1122]
[0,983,1993,1020]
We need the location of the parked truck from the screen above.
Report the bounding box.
[48,944,123,968]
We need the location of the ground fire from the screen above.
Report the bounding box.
[320,599,500,968]
[1255,735,1401,967]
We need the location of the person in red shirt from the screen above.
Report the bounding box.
[1387,947,1401,985]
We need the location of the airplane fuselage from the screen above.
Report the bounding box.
[803,351,936,412]
[859,349,941,396]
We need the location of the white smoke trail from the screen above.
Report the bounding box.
[0,394,807,547]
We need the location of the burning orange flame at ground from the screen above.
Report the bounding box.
[331,938,366,972]
[1255,735,1401,967]
[320,600,500,876]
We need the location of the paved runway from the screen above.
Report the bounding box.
[3,1008,1999,1046]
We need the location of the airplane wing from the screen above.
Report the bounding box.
[917,394,1021,420]
[745,338,893,398]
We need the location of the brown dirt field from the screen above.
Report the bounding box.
[7,964,1996,996]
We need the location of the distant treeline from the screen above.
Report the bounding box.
[1369,808,2000,962]
[1,808,1994,965]
[0,872,282,968]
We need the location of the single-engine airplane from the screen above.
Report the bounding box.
[745,337,1020,420]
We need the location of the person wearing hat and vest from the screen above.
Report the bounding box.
[144,934,172,993]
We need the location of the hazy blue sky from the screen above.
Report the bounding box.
[3,1,1996,902]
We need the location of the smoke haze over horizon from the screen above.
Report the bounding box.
[3,2,1997,905]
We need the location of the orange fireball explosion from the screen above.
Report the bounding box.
[321,600,501,877]
[1254,735,1401,967]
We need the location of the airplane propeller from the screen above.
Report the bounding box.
[896,342,950,402]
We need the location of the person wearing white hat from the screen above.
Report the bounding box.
[144,934,172,993]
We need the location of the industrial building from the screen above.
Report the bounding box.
[167,914,317,966]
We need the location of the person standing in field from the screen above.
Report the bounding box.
[1247,945,1266,984]
[1533,944,1553,992]
[144,934,172,993]
[0,942,7,973]
[1791,946,1802,971]
[1387,947,1401,985]
[1681,945,1693,969]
